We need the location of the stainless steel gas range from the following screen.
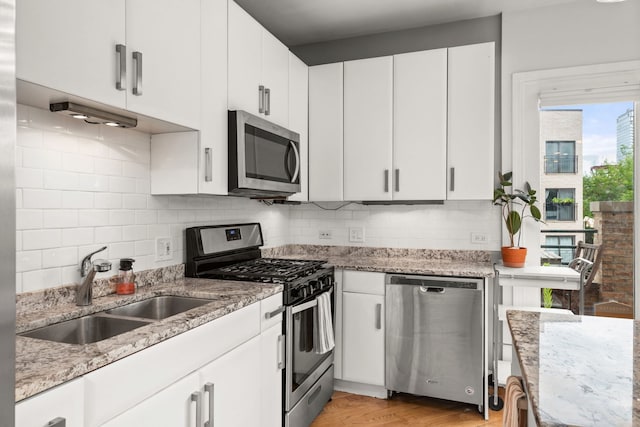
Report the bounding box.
[186,223,335,427]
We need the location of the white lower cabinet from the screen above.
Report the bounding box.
[15,378,84,427]
[199,335,262,427]
[341,271,385,387]
[260,322,284,427]
[101,373,200,427]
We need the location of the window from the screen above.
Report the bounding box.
[545,235,575,264]
[545,188,575,221]
[545,141,577,173]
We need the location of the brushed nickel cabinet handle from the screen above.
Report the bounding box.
[259,85,265,113]
[277,334,285,369]
[265,306,285,319]
[46,418,66,427]
[450,167,455,191]
[204,382,215,427]
[384,170,389,192]
[204,147,212,182]
[132,51,143,96]
[395,169,400,192]
[265,88,271,115]
[115,44,126,91]
[191,391,202,427]
[375,303,382,329]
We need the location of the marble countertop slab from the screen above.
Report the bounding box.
[507,310,638,427]
[15,278,282,402]
[263,244,495,278]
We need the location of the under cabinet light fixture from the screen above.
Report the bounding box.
[49,101,138,128]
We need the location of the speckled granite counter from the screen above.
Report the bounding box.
[507,310,638,426]
[263,244,495,278]
[16,275,282,402]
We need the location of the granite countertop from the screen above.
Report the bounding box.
[16,277,282,402]
[507,310,638,426]
[263,244,495,278]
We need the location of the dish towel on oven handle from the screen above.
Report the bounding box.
[313,292,335,354]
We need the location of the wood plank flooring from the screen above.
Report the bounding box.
[311,390,505,426]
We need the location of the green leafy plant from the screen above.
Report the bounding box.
[551,197,574,205]
[493,172,543,248]
[542,288,553,309]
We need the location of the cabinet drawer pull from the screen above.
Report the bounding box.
[115,44,126,91]
[395,169,400,192]
[384,170,389,192]
[277,334,285,369]
[46,417,66,427]
[259,85,265,113]
[132,51,143,96]
[450,167,455,191]
[204,147,212,182]
[204,382,215,427]
[375,303,382,329]
[265,87,271,116]
[191,391,202,427]
[265,305,285,319]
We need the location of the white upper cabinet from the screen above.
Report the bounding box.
[228,0,289,127]
[16,0,201,129]
[447,42,495,200]
[309,62,344,202]
[393,49,448,200]
[17,0,127,109]
[343,56,394,201]
[124,0,201,129]
[287,53,309,202]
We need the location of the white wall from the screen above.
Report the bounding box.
[15,105,291,293]
[288,201,501,250]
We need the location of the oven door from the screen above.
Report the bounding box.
[285,288,334,411]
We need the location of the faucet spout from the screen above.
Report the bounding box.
[77,247,111,306]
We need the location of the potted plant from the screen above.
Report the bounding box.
[493,172,542,267]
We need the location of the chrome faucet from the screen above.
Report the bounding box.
[77,246,111,306]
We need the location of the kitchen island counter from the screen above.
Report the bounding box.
[16,275,282,402]
[507,309,637,426]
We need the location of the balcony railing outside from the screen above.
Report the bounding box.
[544,154,578,174]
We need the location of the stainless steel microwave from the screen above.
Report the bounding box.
[228,110,301,198]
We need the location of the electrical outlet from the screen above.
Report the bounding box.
[319,230,332,239]
[155,237,173,261]
[349,227,365,243]
[471,233,488,244]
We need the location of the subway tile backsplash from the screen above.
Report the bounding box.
[16,104,501,294]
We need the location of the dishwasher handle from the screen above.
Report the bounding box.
[420,286,445,294]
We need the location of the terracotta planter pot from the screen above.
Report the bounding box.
[501,246,527,268]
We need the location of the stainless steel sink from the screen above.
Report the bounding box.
[104,295,212,320]
[20,315,152,345]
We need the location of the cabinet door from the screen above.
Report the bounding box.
[261,322,284,427]
[344,56,393,201]
[393,49,447,200]
[125,0,201,129]
[309,63,344,201]
[447,42,495,200]
[261,30,290,127]
[287,53,309,202]
[16,0,126,109]
[342,292,385,386]
[101,373,200,427]
[199,335,262,427]
[228,0,263,117]
[16,378,84,427]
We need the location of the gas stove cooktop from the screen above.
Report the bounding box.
[204,258,327,284]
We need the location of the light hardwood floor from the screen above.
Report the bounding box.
[311,391,504,426]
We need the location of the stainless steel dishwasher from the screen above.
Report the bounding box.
[385,274,484,410]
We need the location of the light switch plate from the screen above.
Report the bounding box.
[155,237,173,261]
[349,227,365,243]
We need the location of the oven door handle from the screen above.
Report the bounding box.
[291,288,333,315]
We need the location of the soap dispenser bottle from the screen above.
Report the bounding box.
[116,258,136,295]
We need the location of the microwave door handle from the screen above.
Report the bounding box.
[290,141,300,183]
[284,143,292,181]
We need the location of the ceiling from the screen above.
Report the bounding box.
[234,0,579,46]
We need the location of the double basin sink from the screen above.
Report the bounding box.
[20,296,213,345]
